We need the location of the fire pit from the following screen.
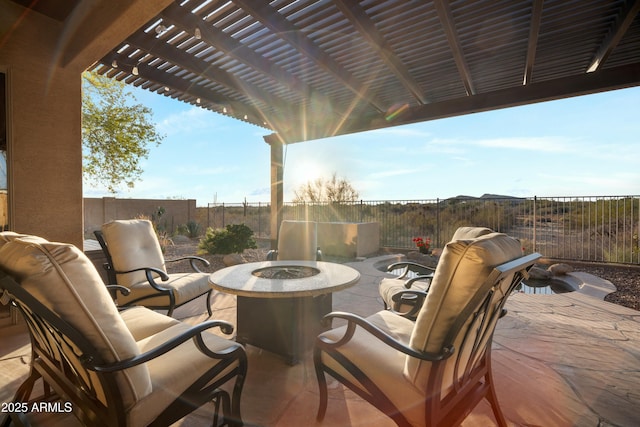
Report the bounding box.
[252,265,320,280]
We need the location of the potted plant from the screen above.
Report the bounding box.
[412,236,431,254]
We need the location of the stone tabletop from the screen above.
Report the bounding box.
[209,260,360,298]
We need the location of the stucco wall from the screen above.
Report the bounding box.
[317,222,380,258]
[84,197,197,237]
[0,3,85,246]
[1,0,172,248]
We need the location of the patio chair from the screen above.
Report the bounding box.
[0,234,247,427]
[266,220,322,261]
[380,227,494,319]
[95,219,212,317]
[315,232,540,427]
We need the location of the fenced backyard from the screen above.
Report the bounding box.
[202,195,640,265]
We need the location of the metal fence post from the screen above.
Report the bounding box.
[436,198,440,247]
[533,196,537,253]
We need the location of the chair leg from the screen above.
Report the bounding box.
[206,290,213,317]
[313,348,329,421]
[11,371,39,403]
[485,366,508,427]
[227,355,247,427]
[211,389,231,427]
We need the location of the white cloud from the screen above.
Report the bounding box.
[424,136,575,153]
[473,136,574,152]
[157,107,220,136]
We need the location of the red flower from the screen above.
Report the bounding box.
[413,237,431,249]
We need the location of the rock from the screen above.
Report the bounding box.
[431,248,443,257]
[171,234,192,244]
[223,253,247,266]
[529,266,552,280]
[548,263,573,276]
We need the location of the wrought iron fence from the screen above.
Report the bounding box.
[204,196,640,265]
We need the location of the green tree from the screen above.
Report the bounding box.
[82,71,164,192]
[293,172,359,202]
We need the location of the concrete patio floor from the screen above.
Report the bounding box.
[1,255,639,427]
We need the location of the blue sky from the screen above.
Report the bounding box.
[83,85,640,206]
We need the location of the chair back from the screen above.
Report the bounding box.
[0,231,31,247]
[277,220,318,261]
[0,234,152,412]
[405,232,533,392]
[450,226,493,240]
[100,219,166,288]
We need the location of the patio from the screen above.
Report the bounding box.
[2,254,638,427]
[2,2,640,425]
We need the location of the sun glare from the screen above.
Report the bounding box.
[285,160,327,196]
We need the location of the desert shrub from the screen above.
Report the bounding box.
[198,224,257,255]
[177,220,202,238]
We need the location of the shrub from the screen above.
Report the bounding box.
[177,220,202,238]
[198,224,257,255]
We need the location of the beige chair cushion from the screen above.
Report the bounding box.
[120,306,181,341]
[277,220,318,260]
[0,232,50,252]
[0,231,30,248]
[405,232,522,386]
[117,271,211,307]
[450,226,494,240]
[101,219,166,288]
[128,321,244,427]
[0,237,152,409]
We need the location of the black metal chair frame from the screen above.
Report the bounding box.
[383,261,436,319]
[0,271,247,427]
[315,253,540,427]
[94,230,213,317]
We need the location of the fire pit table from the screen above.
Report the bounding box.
[209,260,360,364]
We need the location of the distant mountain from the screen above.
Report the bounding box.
[447,194,526,201]
[479,193,524,199]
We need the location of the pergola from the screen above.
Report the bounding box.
[2,0,640,246]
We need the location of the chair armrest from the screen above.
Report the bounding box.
[104,285,130,296]
[113,266,172,292]
[90,320,241,373]
[387,262,435,279]
[318,311,453,361]
[389,289,428,320]
[165,255,210,273]
[404,275,433,289]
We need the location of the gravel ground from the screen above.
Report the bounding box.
[562,261,640,311]
[164,240,640,312]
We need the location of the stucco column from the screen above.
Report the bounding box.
[266,136,283,250]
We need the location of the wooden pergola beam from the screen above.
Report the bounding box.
[433,0,476,96]
[234,0,387,113]
[334,0,428,104]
